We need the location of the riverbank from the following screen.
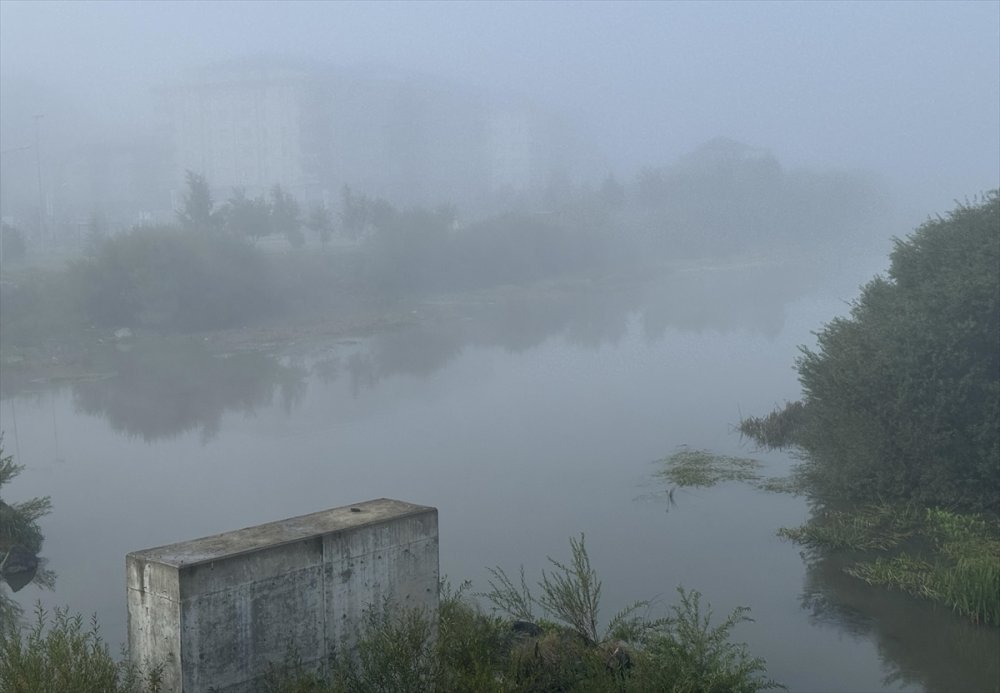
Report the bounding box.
[1,253,809,397]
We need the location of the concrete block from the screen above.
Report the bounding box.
[126,498,439,693]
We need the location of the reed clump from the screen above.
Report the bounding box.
[738,401,806,450]
[779,505,1000,625]
[656,448,764,488]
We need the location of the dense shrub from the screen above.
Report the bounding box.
[0,605,162,693]
[70,226,273,331]
[792,192,999,511]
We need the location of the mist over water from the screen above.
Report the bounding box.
[3,268,998,692]
[1,2,998,691]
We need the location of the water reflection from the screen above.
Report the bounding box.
[1,263,811,445]
[338,262,812,394]
[799,551,1000,692]
[70,340,307,443]
[646,459,1000,693]
[0,446,55,624]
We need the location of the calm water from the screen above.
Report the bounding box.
[2,265,997,692]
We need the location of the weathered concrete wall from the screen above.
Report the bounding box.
[127,498,439,693]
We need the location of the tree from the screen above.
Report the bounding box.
[223,188,272,242]
[82,210,108,258]
[1,439,54,623]
[177,170,220,232]
[305,204,334,246]
[270,184,303,248]
[0,222,26,264]
[794,192,999,511]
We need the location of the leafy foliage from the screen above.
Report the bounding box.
[1,222,27,264]
[738,401,806,450]
[793,192,999,511]
[484,534,651,648]
[176,170,220,232]
[631,587,782,693]
[271,184,304,248]
[0,604,163,693]
[69,225,273,331]
[780,505,1000,625]
[223,187,272,241]
[306,204,335,245]
[1,442,54,625]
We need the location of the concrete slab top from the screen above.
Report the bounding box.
[126,498,435,568]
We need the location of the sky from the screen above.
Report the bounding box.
[1,0,998,217]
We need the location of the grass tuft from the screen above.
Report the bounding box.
[656,448,764,488]
[780,505,1000,625]
[0,604,163,693]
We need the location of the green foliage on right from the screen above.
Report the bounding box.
[790,193,998,511]
[778,505,1000,625]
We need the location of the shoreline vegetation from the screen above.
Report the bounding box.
[3,140,885,391]
[738,193,1000,627]
[2,181,994,685]
[1,497,784,692]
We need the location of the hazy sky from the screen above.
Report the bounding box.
[1,0,998,216]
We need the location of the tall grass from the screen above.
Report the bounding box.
[780,505,1000,625]
[0,604,163,693]
[738,401,806,449]
[2,538,783,692]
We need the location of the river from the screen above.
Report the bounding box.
[1,263,997,692]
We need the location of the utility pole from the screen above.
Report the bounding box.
[32,114,45,245]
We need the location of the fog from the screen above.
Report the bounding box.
[2,1,998,227]
[1,2,999,692]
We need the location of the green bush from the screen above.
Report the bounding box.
[630,588,781,693]
[69,226,273,331]
[0,605,162,693]
[791,192,999,511]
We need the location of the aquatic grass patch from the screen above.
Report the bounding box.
[779,505,1000,625]
[738,401,806,450]
[776,504,921,552]
[846,554,1000,626]
[656,448,764,488]
[753,474,806,495]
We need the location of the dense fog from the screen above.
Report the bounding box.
[2,1,997,240]
[1,3,998,692]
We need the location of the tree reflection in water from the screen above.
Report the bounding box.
[796,534,1000,691]
[71,339,307,443]
[0,441,55,624]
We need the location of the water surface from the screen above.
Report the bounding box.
[2,267,996,692]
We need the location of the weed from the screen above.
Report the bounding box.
[781,505,1000,625]
[633,587,784,692]
[0,603,163,693]
[656,448,763,488]
[738,401,806,450]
